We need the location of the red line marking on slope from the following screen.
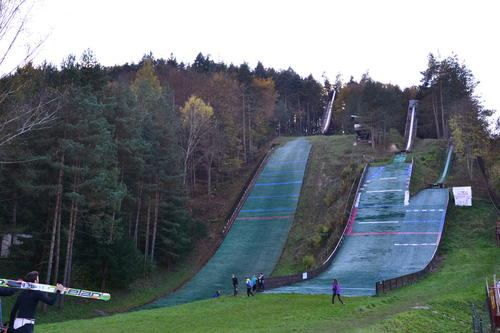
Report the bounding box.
[236,215,293,221]
[348,231,441,236]
[346,208,359,235]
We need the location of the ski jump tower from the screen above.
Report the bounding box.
[320,90,336,135]
[403,100,418,152]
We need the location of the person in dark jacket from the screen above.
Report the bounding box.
[9,271,64,333]
[257,273,265,291]
[0,289,16,297]
[231,274,238,296]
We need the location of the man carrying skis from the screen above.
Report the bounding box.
[8,271,64,333]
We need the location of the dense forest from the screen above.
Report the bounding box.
[0,49,498,292]
[0,51,332,290]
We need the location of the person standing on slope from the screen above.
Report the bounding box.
[251,274,257,293]
[231,274,238,296]
[331,279,344,304]
[9,271,64,333]
[245,277,254,297]
[257,273,265,291]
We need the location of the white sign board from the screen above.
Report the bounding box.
[452,186,472,206]
[302,272,308,280]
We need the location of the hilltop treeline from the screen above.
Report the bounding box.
[330,54,497,187]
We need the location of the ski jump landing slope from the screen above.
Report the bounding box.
[147,138,311,307]
[269,153,450,296]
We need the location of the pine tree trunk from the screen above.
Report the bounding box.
[150,186,160,262]
[134,181,143,248]
[60,198,75,308]
[192,155,196,192]
[67,201,78,287]
[110,211,115,243]
[63,167,79,288]
[63,200,75,286]
[242,92,247,162]
[440,81,447,138]
[11,199,17,251]
[207,156,212,197]
[248,110,252,159]
[128,215,132,238]
[432,93,441,138]
[46,153,64,285]
[371,127,376,150]
[183,146,190,187]
[144,194,152,264]
[101,260,108,291]
[53,205,62,284]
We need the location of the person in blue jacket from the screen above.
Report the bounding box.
[251,274,257,293]
[245,277,254,297]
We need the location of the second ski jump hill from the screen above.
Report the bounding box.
[146,138,311,307]
[269,150,452,296]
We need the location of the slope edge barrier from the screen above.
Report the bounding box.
[477,156,500,215]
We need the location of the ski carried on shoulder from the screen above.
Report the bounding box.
[0,278,110,301]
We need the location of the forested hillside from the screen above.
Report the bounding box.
[0,51,332,292]
[0,49,497,303]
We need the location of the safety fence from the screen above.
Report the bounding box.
[477,156,500,215]
[266,164,368,289]
[471,303,484,333]
[375,256,442,295]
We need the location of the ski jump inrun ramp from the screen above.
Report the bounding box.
[146,138,311,308]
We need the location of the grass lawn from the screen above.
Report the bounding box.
[38,199,499,332]
[0,260,199,324]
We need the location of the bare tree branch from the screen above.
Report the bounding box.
[0,1,56,152]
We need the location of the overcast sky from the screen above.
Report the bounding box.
[17,0,500,126]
